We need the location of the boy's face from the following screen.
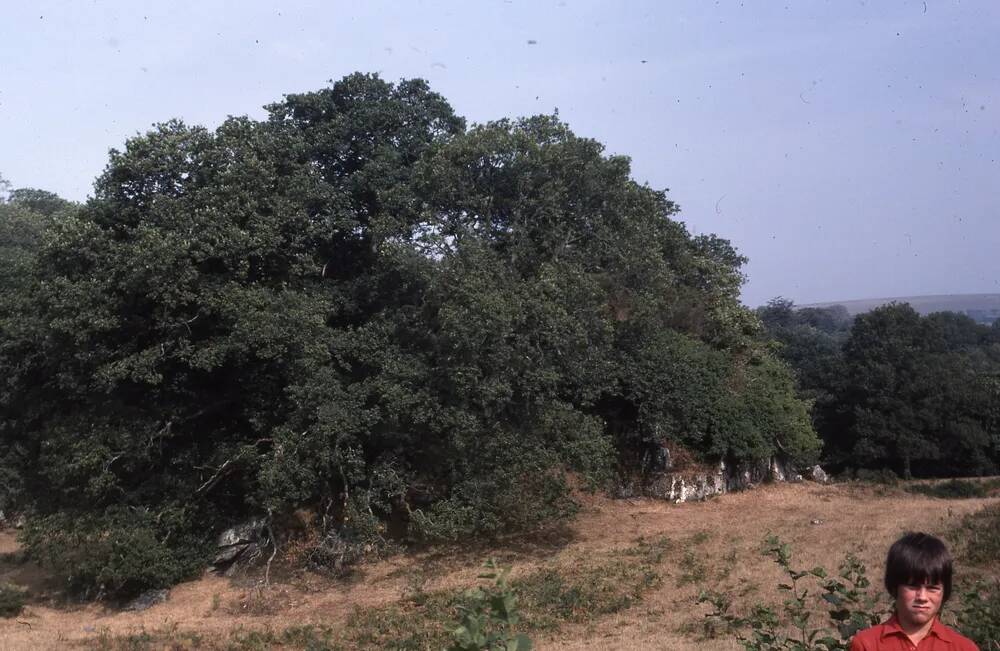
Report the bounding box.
[895,581,944,628]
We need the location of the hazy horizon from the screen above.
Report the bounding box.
[796,291,1000,316]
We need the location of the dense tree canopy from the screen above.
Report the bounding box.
[760,300,1000,478]
[838,304,1000,477]
[0,74,817,597]
[0,184,79,513]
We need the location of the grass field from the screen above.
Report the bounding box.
[0,480,997,650]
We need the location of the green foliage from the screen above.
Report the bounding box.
[851,468,900,485]
[0,185,78,512]
[616,328,819,473]
[678,549,710,586]
[6,187,75,217]
[905,478,993,499]
[0,583,27,617]
[956,580,1000,650]
[20,506,209,599]
[1,74,818,596]
[699,535,881,651]
[446,560,532,651]
[762,299,1000,478]
[757,299,852,470]
[278,625,337,651]
[410,427,592,542]
[705,528,1000,650]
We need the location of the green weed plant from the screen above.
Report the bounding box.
[702,527,1000,651]
[698,534,881,651]
[445,560,532,651]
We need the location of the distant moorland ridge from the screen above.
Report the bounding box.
[798,293,1000,323]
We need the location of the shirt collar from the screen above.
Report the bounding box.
[881,615,956,643]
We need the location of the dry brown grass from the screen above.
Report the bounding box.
[0,481,995,650]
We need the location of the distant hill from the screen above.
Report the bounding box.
[798,293,1000,325]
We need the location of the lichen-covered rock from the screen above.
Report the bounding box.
[126,589,168,612]
[213,518,268,570]
[216,518,267,548]
[619,455,805,503]
[770,457,791,482]
[811,465,829,483]
[213,542,250,565]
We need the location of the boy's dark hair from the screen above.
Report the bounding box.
[884,532,953,603]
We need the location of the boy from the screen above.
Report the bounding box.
[850,532,979,650]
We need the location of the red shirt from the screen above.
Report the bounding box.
[849,615,979,651]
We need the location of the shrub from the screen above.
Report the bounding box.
[20,507,209,599]
[906,479,985,499]
[699,535,882,651]
[410,443,584,542]
[852,468,899,485]
[704,530,1000,651]
[955,580,1000,650]
[0,583,27,617]
[446,560,532,651]
[2,74,819,599]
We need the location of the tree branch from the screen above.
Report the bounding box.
[194,457,237,495]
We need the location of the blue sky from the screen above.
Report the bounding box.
[1,0,997,306]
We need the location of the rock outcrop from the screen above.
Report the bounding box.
[126,589,169,612]
[212,518,269,574]
[811,464,829,483]
[619,456,828,503]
